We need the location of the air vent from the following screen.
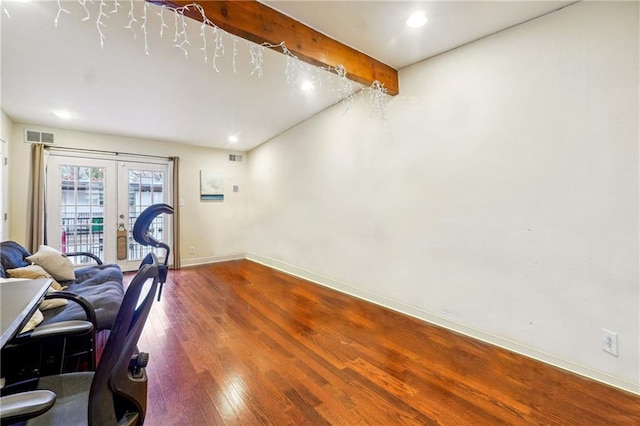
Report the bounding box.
[229,154,243,162]
[24,130,56,145]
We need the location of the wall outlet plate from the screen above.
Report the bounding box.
[601,329,618,357]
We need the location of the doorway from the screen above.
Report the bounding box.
[46,152,171,271]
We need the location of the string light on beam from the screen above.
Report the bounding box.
[367,81,388,120]
[232,38,239,74]
[110,0,121,14]
[54,0,70,27]
[141,1,150,55]
[96,0,109,49]
[199,21,208,63]
[327,64,356,107]
[212,26,224,71]
[79,0,90,22]
[124,0,138,38]
[5,0,388,119]
[249,43,264,77]
[157,6,168,38]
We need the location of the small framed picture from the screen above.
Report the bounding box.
[200,169,224,201]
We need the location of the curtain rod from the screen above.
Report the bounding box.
[45,145,173,161]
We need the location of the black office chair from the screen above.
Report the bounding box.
[132,203,174,301]
[0,253,160,426]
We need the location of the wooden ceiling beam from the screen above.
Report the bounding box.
[150,0,399,95]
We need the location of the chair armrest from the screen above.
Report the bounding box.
[12,321,93,343]
[0,390,56,423]
[65,251,103,265]
[43,292,98,329]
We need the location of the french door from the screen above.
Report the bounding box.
[46,153,171,271]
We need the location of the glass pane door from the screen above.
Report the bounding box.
[46,154,170,270]
[117,161,170,271]
[47,156,117,265]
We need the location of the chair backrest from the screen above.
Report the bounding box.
[132,204,174,301]
[87,253,159,425]
[132,203,174,268]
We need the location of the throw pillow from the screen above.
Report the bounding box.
[20,309,44,334]
[39,288,69,311]
[6,264,65,291]
[25,245,75,282]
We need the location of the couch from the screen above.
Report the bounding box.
[0,241,124,331]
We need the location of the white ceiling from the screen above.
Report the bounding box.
[1,0,573,152]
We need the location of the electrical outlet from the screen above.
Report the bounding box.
[601,329,618,357]
[189,246,196,255]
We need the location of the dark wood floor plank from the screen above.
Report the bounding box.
[133,260,640,425]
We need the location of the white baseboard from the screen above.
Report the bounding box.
[181,253,246,267]
[246,252,640,396]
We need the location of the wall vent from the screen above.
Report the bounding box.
[24,130,56,145]
[229,154,243,162]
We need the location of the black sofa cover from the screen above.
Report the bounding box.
[0,241,124,331]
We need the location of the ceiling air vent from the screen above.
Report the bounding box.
[24,129,56,145]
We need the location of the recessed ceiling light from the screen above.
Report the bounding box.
[406,11,427,29]
[53,110,73,119]
[301,80,315,92]
[228,135,239,143]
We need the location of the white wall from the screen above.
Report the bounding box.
[0,111,12,240]
[248,1,639,393]
[9,124,248,265]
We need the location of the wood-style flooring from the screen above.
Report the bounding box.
[136,260,640,425]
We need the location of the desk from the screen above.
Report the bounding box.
[0,279,51,348]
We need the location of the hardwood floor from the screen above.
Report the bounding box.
[136,260,640,425]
